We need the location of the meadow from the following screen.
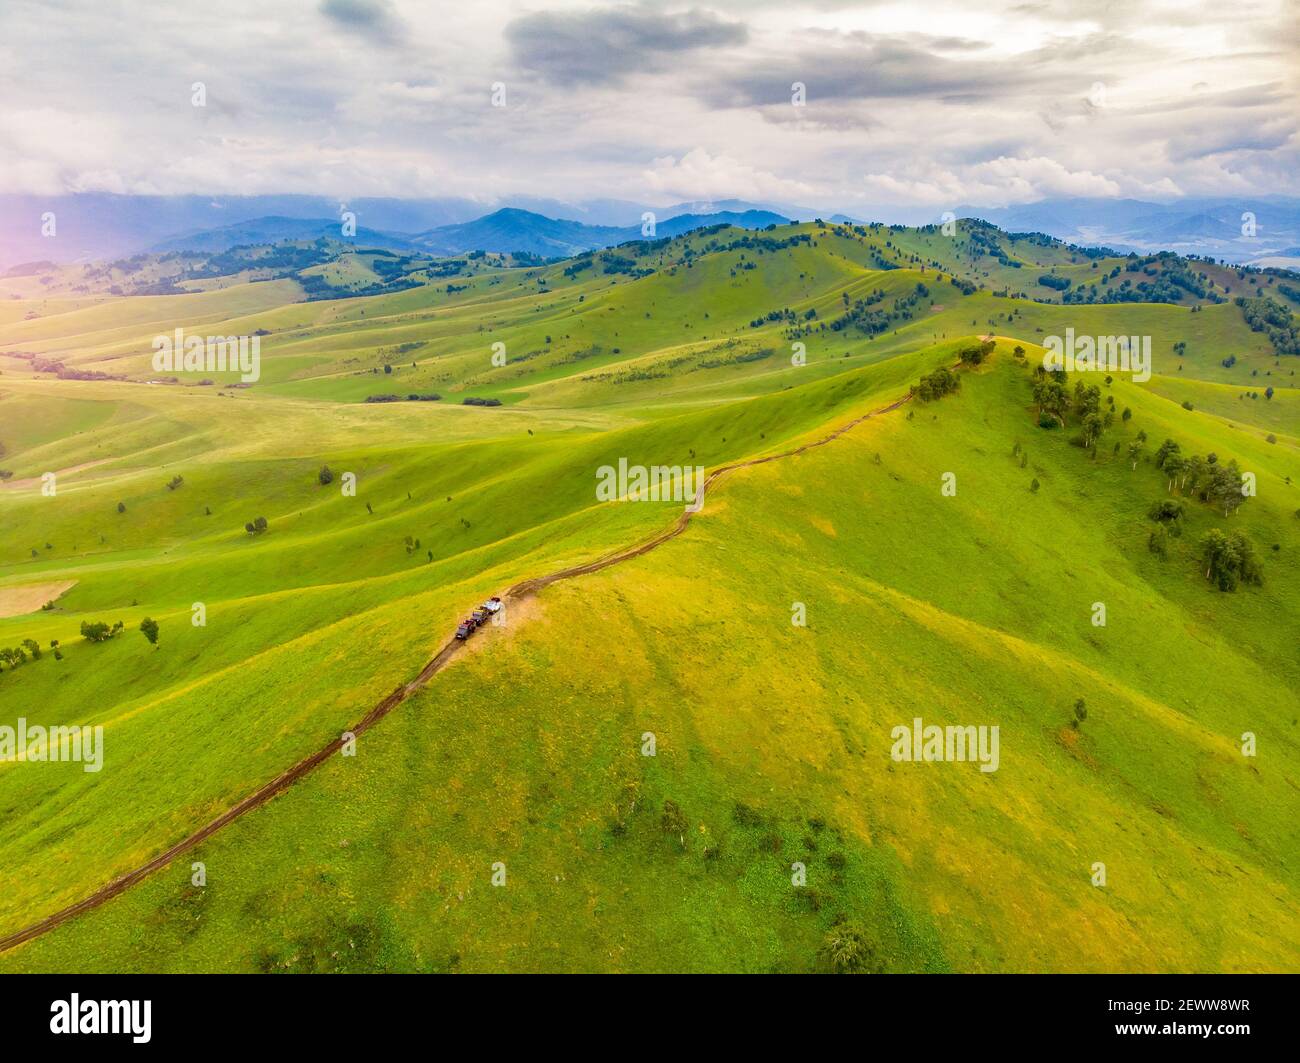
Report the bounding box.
[0,221,1296,972]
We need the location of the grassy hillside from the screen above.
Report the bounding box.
[0,222,1296,972]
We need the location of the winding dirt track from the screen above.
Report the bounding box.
[0,388,913,955]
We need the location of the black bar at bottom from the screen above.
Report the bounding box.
[0,973,1293,1050]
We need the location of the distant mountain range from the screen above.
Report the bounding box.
[147,216,418,255]
[141,207,791,260]
[2,191,1298,269]
[407,207,789,257]
[954,197,1300,265]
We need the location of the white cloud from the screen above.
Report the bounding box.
[644,148,817,202]
[0,0,1293,209]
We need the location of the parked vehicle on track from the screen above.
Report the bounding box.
[455,597,504,641]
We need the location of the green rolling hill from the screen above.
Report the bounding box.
[0,219,1296,972]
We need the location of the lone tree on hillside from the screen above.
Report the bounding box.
[318,465,334,486]
[1072,698,1087,729]
[139,617,159,645]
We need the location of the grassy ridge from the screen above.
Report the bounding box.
[0,221,1296,972]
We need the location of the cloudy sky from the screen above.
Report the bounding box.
[1,0,1296,210]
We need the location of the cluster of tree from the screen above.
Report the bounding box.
[912,366,960,402]
[426,260,466,278]
[362,393,441,403]
[1200,529,1264,591]
[749,307,800,329]
[245,516,269,535]
[959,339,996,366]
[0,639,44,671]
[462,397,502,407]
[1038,273,1071,291]
[1236,295,1300,356]
[196,243,331,279]
[80,620,124,642]
[1070,380,1110,449]
[298,272,421,302]
[1058,257,1225,304]
[600,254,647,277]
[166,474,184,491]
[827,283,929,337]
[1031,365,1070,428]
[965,225,1020,267]
[371,256,421,280]
[1153,440,1249,516]
[713,232,811,256]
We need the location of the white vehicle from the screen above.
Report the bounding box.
[482,597,503,614]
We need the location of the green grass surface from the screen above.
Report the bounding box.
[0,223,1296,972]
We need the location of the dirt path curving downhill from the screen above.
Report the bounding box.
[0,388,915,955]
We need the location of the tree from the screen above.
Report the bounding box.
[1072,698,1087,729]
[1163,455,1185,493]
[166,475,183,491]
[1081,411,1104,448]
[80,620,117,643]
[1030,478,1040,493]
[660,800,688,850]
[1148,498,1185,535]
[1201,530,1263,591]
[117,501,126,513]
[824,922,881,974]
[318,465,334,486]
[1206,460,1246,516]
[21,638,41,661]
[139,617,159,645]
[1154,438,1181,470]
[1127,440,1144,469]
[1032,376,1068,427]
